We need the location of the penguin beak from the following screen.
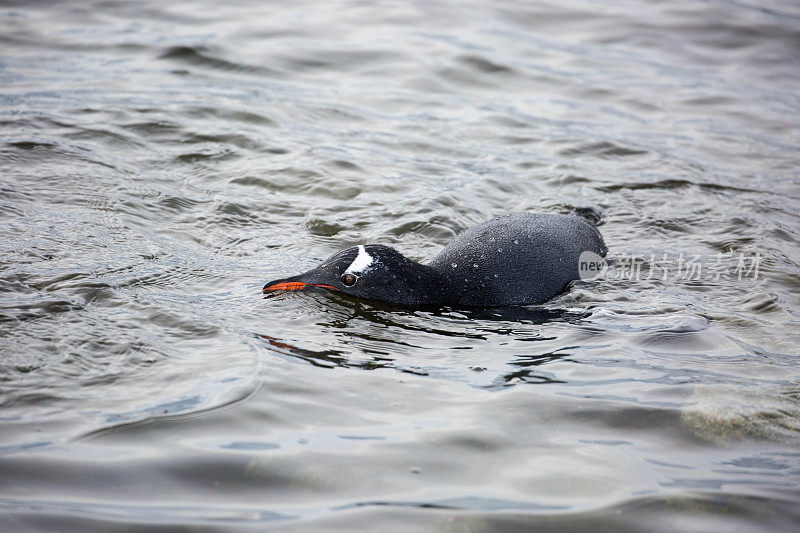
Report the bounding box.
[262,280,310,291]
[262,271,338,293]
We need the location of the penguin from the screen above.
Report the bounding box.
[263,212,606,307]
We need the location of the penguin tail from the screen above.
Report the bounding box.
[571,206,604,226]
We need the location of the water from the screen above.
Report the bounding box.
[1,0,799,530]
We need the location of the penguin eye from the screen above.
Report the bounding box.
[341,273,357,286]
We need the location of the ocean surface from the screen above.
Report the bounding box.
[1,0,799,530]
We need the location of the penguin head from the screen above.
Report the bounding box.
[263,244,437,306]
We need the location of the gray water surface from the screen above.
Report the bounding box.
[2,0,800,530]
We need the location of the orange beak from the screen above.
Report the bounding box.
[262,281,338,293]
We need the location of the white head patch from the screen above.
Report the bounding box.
[345,245,374,275]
